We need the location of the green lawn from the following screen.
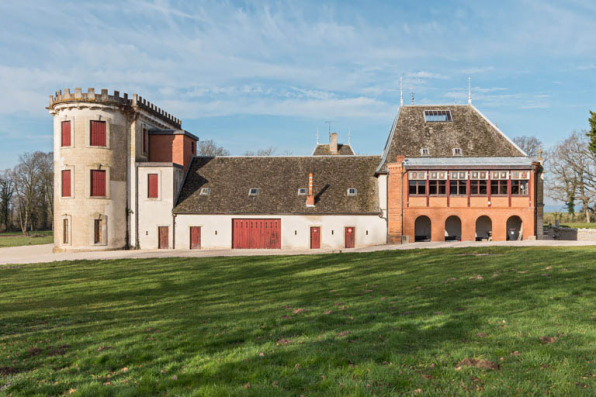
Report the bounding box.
[1,248,596,396]
[0,230,53,248]
[561,223,596,229]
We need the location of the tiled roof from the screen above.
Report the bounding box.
[377,104,527,172]
[312,143,355,155]
[405,157,534,169]
[174,156,381,215]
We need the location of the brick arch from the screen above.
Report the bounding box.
[475,215,493,241]
[414,215,432,242]
[444,215,462,241]
[506,215,524,241]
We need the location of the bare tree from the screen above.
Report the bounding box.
[0,170,14,231]
[513,135,543,157]
[37,152,54,230]
[244,147,277,156]
[198,140,230,157]
[11,152,44,235]
[546,131,596,222]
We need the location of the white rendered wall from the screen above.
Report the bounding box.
[377,174,388,219]
[137,164,183,249]
[174,214,387,250]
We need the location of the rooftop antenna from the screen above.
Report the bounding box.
[316,127,320,145]
[400,77,404,107]
[325,120,333,134]
[411,86,414,105]
[348,128,352,145]
[468,77,472,105]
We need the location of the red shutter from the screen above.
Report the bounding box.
[91,170,106,197]
[61,121,71,147]
[90,121,106,146]
[148,174,158,198]
[61,170,71,197]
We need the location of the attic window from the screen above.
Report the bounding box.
[347,188,357,196]
[200,187,210,196]
[424,110,453,123]
[297,188,307,195]
[420,148,430,156]
[249,188,259,196]
[452,148,462,156]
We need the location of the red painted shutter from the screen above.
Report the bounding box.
[90,121,106,146]
[148,174,158,198]
[61,121,71,147]
[91,170,106,196]
[61,170,71,197]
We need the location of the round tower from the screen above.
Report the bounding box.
[48,88,132,252]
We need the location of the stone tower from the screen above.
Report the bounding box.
[48,88,194,252]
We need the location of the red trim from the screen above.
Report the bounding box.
[446,171,450,207]
[487,171,492,207]
[426,172,430,207]
[508,172,512,207]
[467,172,471,207]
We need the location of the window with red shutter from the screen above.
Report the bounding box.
[148,174,158,198]
[90,170,106,197]
[90,121,107,146]
[61,170,71,197]
[61,121,71,147]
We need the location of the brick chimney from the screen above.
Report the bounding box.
[306,173,315,207]
[329,133,338,155]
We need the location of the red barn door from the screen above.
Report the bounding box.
[233,219,281,249]
[310,227,320,249]
[345,227,355,248]
[190,227,201,249]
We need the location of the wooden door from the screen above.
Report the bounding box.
[232,219,281,249]
[310,227,320,249]
[94,219,102,244]
[345,227,355,248]
[190,226,201,249]
[158,226,169,249]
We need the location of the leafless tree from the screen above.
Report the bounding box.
[198,140,230,156]
[546,131,596,222]
[513,135,543,157]
[11,152,45,235]
[244,147,277,156]
[0,170,14,231]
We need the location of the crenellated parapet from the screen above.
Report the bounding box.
[48,88,181,128]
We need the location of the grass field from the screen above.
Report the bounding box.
[1,248,596,396]
[0,230,53,248]
[561,223,596,229]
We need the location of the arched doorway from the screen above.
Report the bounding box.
[445,216,462,241]
[415,216,432,242]
[475,216,492,241]
[506,216,523,241]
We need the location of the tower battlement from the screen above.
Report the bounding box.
[48,88,181,129]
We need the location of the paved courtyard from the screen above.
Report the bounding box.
[1,240,596,265]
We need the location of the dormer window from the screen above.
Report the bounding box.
[347,188,357,196]
[424,110,453,122]
[452,148,462,156]
[249,188,259,196]
[200,187,210,196]
[297,188,307,195]
[420,148,430,156]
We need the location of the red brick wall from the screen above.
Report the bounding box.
[386,159,539,243]
[149,135,196,173]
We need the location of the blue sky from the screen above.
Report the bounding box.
[0,0,595,170]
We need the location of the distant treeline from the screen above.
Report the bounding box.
[0,152,53,235]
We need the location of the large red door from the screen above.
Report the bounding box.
[345,227,355,248]
[158,227,169,249]
[233,219,281,249]
[190,227,201,249]
[310,227,320,249]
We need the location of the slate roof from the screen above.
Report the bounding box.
[377,104,527,173]
[174,156,381,215]
[312,143,355,155]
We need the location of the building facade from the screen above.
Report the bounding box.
[48,89,543,252]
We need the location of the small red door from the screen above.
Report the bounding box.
[158,226,169,249]
[345,227,355,248]
[190,227,201,249]
[310,227,320,249]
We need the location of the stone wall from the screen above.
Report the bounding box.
[542,227,596,241]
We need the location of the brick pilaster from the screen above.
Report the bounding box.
[387,156,406,244]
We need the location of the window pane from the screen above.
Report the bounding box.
[450,181,458,195]
[490,181,499,195]
[409,181,418,195]
[520,180,528,195]
[500,182,508,195]
[479,181,487,195]
[438,181,446,195]
[429,181,437,195]
[511,180,520,195]
[459,181,467,195]
[471,181,478,195]
[418,182,426,195]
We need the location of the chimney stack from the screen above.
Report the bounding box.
[306,173,315,207]
[329,133,338,155]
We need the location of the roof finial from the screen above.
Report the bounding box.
[411,86,414,105]
[316,127,320,145]
[400,77,404,107]
[348,128,351,145]
[468,77,472,105]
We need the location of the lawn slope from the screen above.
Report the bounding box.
[1,247,596,396]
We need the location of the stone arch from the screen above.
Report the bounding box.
[445,215,462,241]
[475,216,492,241]
[415,216,432,242]
[506,215,523,241]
